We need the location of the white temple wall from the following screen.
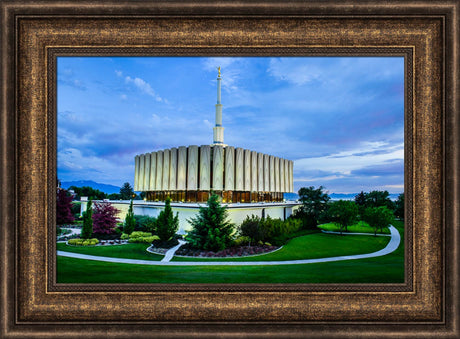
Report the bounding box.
[251,151,258,192]
[156,151,163,190]
[169,148,177,191]
[244,149,251,191]
[212,146,224,190]
[177,146,187,190]
[224,146,235,191]
[134,155,140,191]
[187,145,198,190]
[199,145,211,190]
[235,148,244,191]
[149,152,157,191]
[143,153,151,191]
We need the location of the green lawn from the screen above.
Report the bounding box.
[56,220,405,284]
[56,243,163,261]
[172,233,390,262]
[317,221,391,234]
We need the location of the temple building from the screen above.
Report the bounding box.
[133,67,294,203]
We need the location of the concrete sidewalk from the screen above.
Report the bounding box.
[57,226,400,266]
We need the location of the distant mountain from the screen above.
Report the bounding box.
[61,180,121,194]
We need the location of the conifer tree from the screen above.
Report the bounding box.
[186,194,234,251]
[81,199,93,239]
[124,200,136,235]
[156,197,179,242]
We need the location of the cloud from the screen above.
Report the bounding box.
[125,75,163,102]
[115,70,123,77]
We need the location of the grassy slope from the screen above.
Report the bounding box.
[317,221,391,234]
[172,233,390,262]
[56,221,404,284]
[56,243,163,261]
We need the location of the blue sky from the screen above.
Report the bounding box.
[57,56,404,194]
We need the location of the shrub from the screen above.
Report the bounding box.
[233,236,251,247]
[128,235,159,243]
[129,231,152,238]
[124,200,136,235]
[120,233,129,240]
[240,215,263,245]
[67,238,98,246]
[92,202,120,235]
[81,200,93,239]
[133,215,157,232]
[156,197,179,242]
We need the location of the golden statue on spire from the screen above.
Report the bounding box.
[217,66,221,77]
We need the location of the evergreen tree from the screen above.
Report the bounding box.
[120,182,135,200]
[56,189,75,225]
[186,194,234,251]
[394,193,404,220]
[123,200,136,235]
[156,197,179,242]
[81,199,93,239]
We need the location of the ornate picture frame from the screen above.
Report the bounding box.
[1,1,458,337]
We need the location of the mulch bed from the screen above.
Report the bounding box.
[174,244,280,258]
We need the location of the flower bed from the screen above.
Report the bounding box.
[174,244,279,258]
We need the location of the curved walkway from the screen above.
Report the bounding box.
[57,226,400,266]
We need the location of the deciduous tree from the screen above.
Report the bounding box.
[327,200,358,234]
[56,189,75,225]
[363,206,394,236]
[92,202,120,235]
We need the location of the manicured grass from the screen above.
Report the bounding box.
[56,242,163,261]
[56,220,405,284]
[172,232,390,262]
[318,221,391,234]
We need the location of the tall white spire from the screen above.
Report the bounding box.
[213,67,225,146]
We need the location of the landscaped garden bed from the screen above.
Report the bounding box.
[174,243,280,258]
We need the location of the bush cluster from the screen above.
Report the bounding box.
[126,231,159,244]
[68,238,99,246]
[239,215,302,246]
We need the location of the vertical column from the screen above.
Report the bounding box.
[269,155,275,192]
[235,148,244,191]
[284,159,289,193]
[274,157,280,193]
[139,154,145,191]
[263,154,269,192]
[257,153,264,192]
[143,153,151,191]
[224,146,235,191]
[156,151,163,190]
[279,158,285,192]
[290,160,294,193]
[212,146,224,191]
[187,146,198,190]
[199,145,211,190]
[177,146,187,190]
[149,152,157,191]
[162,149,170,191]
[134,155,140,191]
[251,151,258,192]
[244,149,251,191]
[169,148,177,191]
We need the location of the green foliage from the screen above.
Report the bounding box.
[107,193,123,200]
[120,182,135,200]
[327,200,359,234]
[294,186,330,228]
[133,215,157,232]
[239,215,264,245]
[156,197,179,242]
[68,238,99,246]
[71,202,81,218]
[394,193,404,220]
[363,206,394,236]
[363,190,395,210]
[81,200,93,239]
[233,236,251,247]
[238,215,303,246]
[123,200,136,235]
[69,186,107,200]
[127,231,159,244]
[186,194,234,251]
[120,233,129,240]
